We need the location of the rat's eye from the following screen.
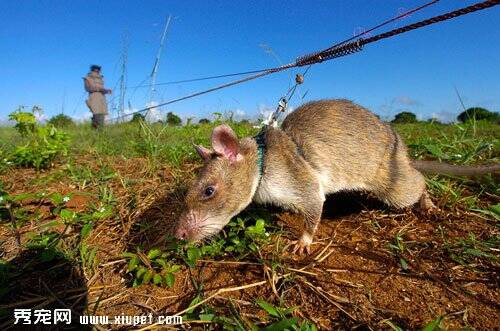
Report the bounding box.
[203,186,216,198]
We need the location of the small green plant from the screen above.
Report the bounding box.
[9,106,37,135]
[255,299,317,331]
[387,231,409,270]
[1,191,46,246]
[182,215,272,267]
[122,213,274,288]
[0,151,12,173]
[421,316,443,331]
[26,232,60,250]
[180,297,316,330]
[80,243,98,272]
[123,249,181,287]
[8,106,69,169]
[471,203,500,221]
[66,163,116,188]
[133,121,170,161]
[212,112,223,124]
[445,233,498,267]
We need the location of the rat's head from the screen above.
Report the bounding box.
[175,124,259,242]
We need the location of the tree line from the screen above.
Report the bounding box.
[8,106,499,128]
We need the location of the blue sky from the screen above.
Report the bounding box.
[0,0,498,123]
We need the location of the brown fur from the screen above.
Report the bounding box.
[177,99,433,252]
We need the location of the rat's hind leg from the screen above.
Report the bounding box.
[379,168,427,209]
[370,131,435,211]
[371,156,430,210]
[379,177,437,211]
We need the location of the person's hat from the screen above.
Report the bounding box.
[90,65,102,71]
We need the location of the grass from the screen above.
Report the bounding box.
[0,118,498,330]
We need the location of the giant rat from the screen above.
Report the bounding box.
[175,99,499,254]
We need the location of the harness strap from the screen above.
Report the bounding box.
[253,128,266,178]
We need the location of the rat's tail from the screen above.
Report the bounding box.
[412,160,500,176]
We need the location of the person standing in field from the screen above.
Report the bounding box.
[83,65,112,128]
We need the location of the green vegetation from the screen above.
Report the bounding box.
[48,113,75,127]
[166,111,182,126]
[183,213,274,261]
[7,107,69,169]
[457,107,499,123]
[392,111,418,124]
[0,115,498,330]
[445,233,499,267]
[182,295,317,330]
[130,112,146,123]
[254,299,318,331]
[123,211,275,288]
[124,249,181,288]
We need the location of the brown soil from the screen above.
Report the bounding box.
[0,158,498,330]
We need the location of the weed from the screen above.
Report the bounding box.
[0,191,45,245]
[80,243,98,273]
[471,203,500,221]
[387,230,410,270]
[123,249,181,287]
[421,316,444,331]
[255,299,317,331]
[445,233,499,266]
[8,107,70,169]
[0,151,12,173]
[133,121,170,160]
[66,162,116,188]
[181,213,275,267]
[180,297,316,330]
[123,212,276,288]
[386,316,444,331]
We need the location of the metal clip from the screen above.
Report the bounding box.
[295,74,304,84]
[264,98,288,127]
[277,98,287,113]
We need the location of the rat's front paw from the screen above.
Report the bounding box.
[292,233,313,255]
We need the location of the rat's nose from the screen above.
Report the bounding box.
[175,227,188,240]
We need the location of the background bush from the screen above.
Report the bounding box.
[48,114,75,128]
[457,107,499,123]
[130,113,146,123]
[166,112,182,126]
[392,111,418,124]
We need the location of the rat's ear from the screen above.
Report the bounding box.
[193,143,213,162]
[211,124,241,163]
